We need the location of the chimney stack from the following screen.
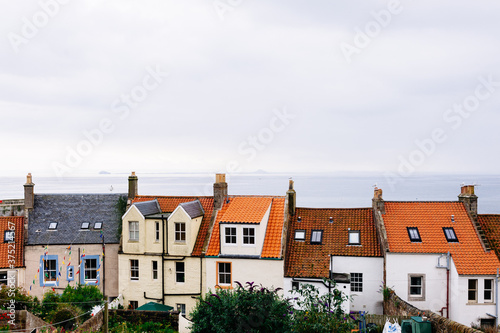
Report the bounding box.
[128,172,138,204]
[24,173,35,210]
[372,187,385,214]
[286,179,296,216]
[458,185,478,218]
[213,173,228,210]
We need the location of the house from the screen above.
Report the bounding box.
[0,216,25,288]
[23,174,126,299]
[284,206,384,315]
[204,182,289,294]
[373,185,500,327]
[118,172,215,316]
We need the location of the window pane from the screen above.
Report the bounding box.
[295,230,305,240]
[410,286,421,295]
[411,277,421,286]
[485,279,492,289]
[469,279,477,289]
[349,231,360,244]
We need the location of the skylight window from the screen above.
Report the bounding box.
[348,230,361,245]
[294,230,305,241]
[94,222,102,230]
[443,227,458,242]
[310,230,323,244]
[48,222,58,230]
[407,227,421,242]
[81,222,90,229]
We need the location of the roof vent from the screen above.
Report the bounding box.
[451,215,455,223]
[297,216,302,222]
[329,217,333,223]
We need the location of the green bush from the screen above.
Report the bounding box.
[291,279,355,333]
[191,281,293,333]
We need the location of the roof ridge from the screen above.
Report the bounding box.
[297,207,373,210]
[385,200,460,203]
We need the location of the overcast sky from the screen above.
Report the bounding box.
[1,1,500,178]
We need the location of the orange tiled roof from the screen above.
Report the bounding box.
[285,207,381,278]
[206,196,286,258]
[478,214,500,260]
[383,202,500,275]
[133,196,214,256]
[0,217,24,269]
[219,197,273,223]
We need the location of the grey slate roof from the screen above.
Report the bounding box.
[132,200,161,217]
[179,200,205,219]
[27,194,126,245]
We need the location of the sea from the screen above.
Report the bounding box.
[1,173,499,213]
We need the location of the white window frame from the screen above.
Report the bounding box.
[408,274,425,301]
[155,222,160,242]
[175,223,186,242]
[484,279,494,303]
[176,262,185,283]
[468,279,478,302]
[129,221,139,241]
[217,262,231,287]
[242,227,255,245]
[130,259,139,281]
[311,230,323,244]
[294,230,305,241]
[177,303,186,316]
[224,227,237,245]
[152,260,158,280]
[350,272,363,292]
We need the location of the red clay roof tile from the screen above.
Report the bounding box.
[383,202,500,275]
[285,208,381,278]
[0,217,24,269]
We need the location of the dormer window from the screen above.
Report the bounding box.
[224,227,236,244]
[48,222,58,230]
[4,230,15,243]
[243,227,255,245]
[94,222,102,230]
[81,222,90,230]
[407,227,421,242]
[294,230,306,241]
[310,230,323,244]
[175,223,186,242]
[348,230,361,245]
[443,227,458,242]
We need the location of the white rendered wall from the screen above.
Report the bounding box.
[332,256,384,315]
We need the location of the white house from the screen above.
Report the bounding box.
[284,207,384,315]
[374,185,500,327]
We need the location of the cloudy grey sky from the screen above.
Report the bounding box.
[1,0,500,177]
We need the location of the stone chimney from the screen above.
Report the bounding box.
[458,185,478,218]
[128,172,138,204]
[213,173,228,210]
[24,173,35,211]
[372,187,385,214]
[286,179,296,216]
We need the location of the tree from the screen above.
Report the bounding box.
[190,281,293,333]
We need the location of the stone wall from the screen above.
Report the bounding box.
[384,289,483,333]
[0,200,24,217]
[0,310,54,332]
[110,309,179,331]
[78,309,103,332]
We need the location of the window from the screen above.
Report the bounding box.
[176,262,185,283]
[129,221,139,241]
[152,261,158,280]
[129,301,138,310]
[177,303,186,316]
[175,223,186,242]
[48,222,58,230]
[468,279,478,302]
[408,274,425,301]
[484,279,493,302]
[443,227,458,242]
[292,281,300,290]
[130,259,139,280]
[225,227,236,244]
[351,273,363,292]
[81,256,99,285]
[67,266,74,281]
[480,318,496,328]
[155,222,160,242]
[310,230,323,244]
[294,230,305,241]
[81,222,90,229]
[217,262,231,287]
[0,271,7,285]
[40,255,58,286]
[348,231,360,245]
[243,228,255,245]
[407,227,421,242]
[94,222,102,230]
[4,230,14,243]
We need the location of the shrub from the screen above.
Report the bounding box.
[190,281,293,333]
[291,278,355,333]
